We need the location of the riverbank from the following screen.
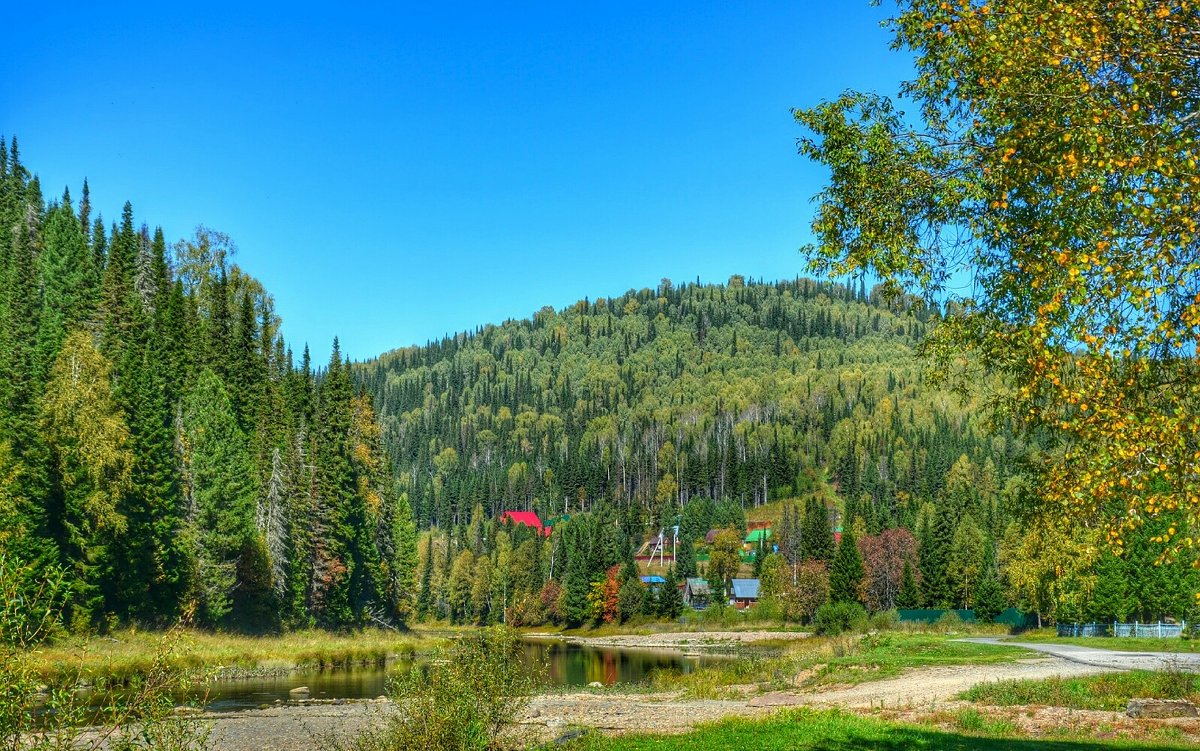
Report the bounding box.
[524,629,812,652]
[30,627,447,685]
[193,654,1198,751]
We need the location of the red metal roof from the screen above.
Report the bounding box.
[501,511,550,535]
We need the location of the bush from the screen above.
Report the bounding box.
[0,555,208,751]
[868,609,899,631]
[935,611,965,633]
[813,602,868,636]
[331,626,544,751]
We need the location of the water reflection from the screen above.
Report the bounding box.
[197,639,724,712]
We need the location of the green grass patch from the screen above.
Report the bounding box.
[1013,630,1200,653]
[640,633,1025,696]
[798,633,1026,689]
[560,707,1192,750]
[962,669,1200,711]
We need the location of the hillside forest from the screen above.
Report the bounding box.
[0,138,1194,636]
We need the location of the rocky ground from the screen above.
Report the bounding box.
[192,636,1200,750]
[524,629,811,652]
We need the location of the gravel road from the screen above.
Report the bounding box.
[960,637,1200,672]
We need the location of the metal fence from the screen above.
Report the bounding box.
[1057,621,1186,638]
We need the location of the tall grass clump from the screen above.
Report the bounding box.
[330,626,544,751]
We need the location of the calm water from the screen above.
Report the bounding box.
[196,639,724,712]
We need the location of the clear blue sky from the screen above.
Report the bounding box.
[4,1,911,363]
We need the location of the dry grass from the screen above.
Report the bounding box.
[32,628,439,686]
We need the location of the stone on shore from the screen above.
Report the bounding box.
[1126,698,1199,718]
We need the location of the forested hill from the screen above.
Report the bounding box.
[356,277,1021,536]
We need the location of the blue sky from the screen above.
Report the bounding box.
[4,2,912,363]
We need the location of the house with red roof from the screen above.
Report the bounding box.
[500,510,551,536]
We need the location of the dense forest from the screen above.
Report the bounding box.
[0,139,416,633]
[357,278,1007,531]
[357,255,1196,627]
[1,139,1193,635]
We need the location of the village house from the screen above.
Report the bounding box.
[683,577,711,610]
[730,578,760,609]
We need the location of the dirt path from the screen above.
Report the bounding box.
[748,656,1114,711]
[962,637,1200,672]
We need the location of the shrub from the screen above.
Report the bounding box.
[332,626,544,751]
[813,602,868,636]
[935,611,965,633]
[0,555,208,751]
[868,609,899,631]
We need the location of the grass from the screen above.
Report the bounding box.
[1013,629,1200,653]
[30,627,440,686]
[559,707,1195,750]
[962,669,1200,711]
[787,632,1025,690]
[637,632,1026,698]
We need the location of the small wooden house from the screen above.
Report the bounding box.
[730,578,760,609]
[684,577,711,610]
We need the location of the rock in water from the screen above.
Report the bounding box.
[1126,698,1199,718]
[587,681,604,688]
[289,686,311,698]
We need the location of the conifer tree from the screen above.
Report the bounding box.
[896,559,921,609]
[659,565,685,620]
[561,523,592,626]
[182,369,257,628]
[416,534,435,619]
[919,507,952,609]
[973,566,1005,624]
[35,191,98,382]
[829,527,865,605]
[801,497,835,562]
[675,532,697,578]
[1087,551,1132,624]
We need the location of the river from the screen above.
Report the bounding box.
[197,638,727,711]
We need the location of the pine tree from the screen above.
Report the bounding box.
[829,528,865,605]
[182,369,257,628]
[675,532,697,578]
[659,565,685,619]
[311,340,359,626]
[973,566,1005,624]
[35,190,98,382]
[896,559,921,609]
[919,507,953,609]
[561,523,592,626]
[1088,550,1132,623]
[110,288,189,623]
[416,534,435,619]
[802,497,835,562]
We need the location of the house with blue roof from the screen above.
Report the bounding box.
[730,578,760,610]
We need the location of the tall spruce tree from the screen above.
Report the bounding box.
[182,369,257,628]
[802,497,835,562]
[829,527,865,605]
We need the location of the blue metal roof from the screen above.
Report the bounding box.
[731,578,760,599]
[640,575,666,584]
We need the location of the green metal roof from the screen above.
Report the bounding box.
[745,528,772,543]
